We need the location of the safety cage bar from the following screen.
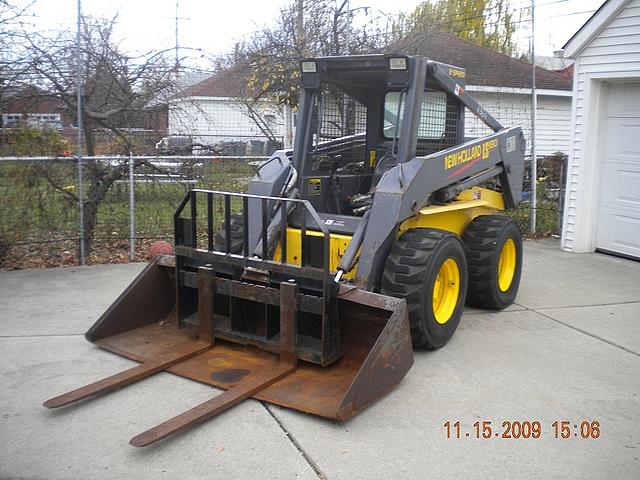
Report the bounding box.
[173,188,332,286]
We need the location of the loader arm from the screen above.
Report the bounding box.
[355,127,525,290]
[425,60,504,133]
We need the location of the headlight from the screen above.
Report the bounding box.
[389,57,407,70]
[301,61,317,73]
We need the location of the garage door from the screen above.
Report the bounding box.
[596,82,640,259]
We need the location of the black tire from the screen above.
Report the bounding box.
[463,215,523,309]
[381,228,468,349]
[213,213,244,254]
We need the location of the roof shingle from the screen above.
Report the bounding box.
[389,31,572,91]
[178,31,573,99]
[175,67,247,98]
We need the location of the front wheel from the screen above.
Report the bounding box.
[381,228,468,349]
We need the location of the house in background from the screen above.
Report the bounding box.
[2,86,172,154]
[392,31,574,160]
[535,55,575,73]
[168,67,285,156]
[534,54,575,81]
[560,0,640,260]
[1,88,72,131]
[169,32,573,161]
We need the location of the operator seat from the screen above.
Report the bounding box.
[370,154,398,188]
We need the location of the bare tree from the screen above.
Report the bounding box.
[26,15,175,155]
[0,0,36,131]
[203,0,384,151]
[226,0,382,108]
[18,15,178,255]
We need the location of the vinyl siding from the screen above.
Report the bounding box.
[168,97,284,152]
[464,91,572,158]
[562,0,640,251]
[536,96,573,157]
[169,89,571,159]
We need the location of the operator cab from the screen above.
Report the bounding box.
[292,54,467,222]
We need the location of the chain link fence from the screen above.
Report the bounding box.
[0,155,262,269]
[0,151,567,270]
[511,152,568,236]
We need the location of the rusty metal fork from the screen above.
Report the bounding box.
[43,266,218,410]
[129,280,300,447]
[43,343,211,409]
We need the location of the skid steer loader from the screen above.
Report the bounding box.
[45,55,525,447]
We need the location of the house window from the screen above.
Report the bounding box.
[2,114,24,127]
[28,114,62,129]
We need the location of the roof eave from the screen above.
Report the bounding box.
[466,85,573,96]
[563,0,630,59]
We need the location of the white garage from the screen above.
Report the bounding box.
[561,0,640,259]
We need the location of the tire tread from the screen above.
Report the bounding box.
[381,229,458,348]
[463,215,521,309]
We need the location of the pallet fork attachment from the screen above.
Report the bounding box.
[44,231,413,447]
[129,280,300,447]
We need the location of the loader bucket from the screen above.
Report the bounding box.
[44,254,413,446]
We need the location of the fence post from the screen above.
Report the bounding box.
[129,151,135,261]
[284,104,294,150]
[558,154,568,234]
[76,0,85,265]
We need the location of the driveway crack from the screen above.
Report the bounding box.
[0,333,84,338]
[533,300,640,311]
[532,310,640,357]
[262,402,328,479]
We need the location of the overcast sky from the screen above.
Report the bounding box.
[15,0,606,64]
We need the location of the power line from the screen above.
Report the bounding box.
[550,9,597,17]
[536,0,569,6]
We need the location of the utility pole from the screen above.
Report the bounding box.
[296,0,304,46]
[76,0,85,264]
[345,0,351,55]
[530,0,537,234]
[175,0,179,71]
[285,0,304,150]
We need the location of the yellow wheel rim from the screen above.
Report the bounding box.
[497,238,517,292]
[432,258,460,324]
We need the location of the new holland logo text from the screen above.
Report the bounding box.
[444,139,498,178]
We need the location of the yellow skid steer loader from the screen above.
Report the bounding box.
[45,55,525,447]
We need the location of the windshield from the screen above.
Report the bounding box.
[312,85,367,148]
[304,84,368,174]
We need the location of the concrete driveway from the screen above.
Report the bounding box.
[1,239,639,479]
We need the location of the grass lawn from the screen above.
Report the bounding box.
[0,159,255,269]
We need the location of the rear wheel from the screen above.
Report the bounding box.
[381,229,468,349]
[463,215,523,309]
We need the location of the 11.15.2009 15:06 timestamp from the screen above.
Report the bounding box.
[444,420,601,439]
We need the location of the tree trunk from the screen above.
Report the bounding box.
[78,116,101,257]
[83,116,96,156]
[81,196,98,257]
[81,163,115,257]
